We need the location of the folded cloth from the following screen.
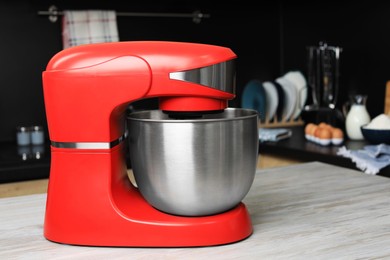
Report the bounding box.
[259,128,292,142]
[62,10,119,49]
[337,144,390,175]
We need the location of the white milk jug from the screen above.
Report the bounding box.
[345,95,370,140]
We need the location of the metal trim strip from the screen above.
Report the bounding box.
[51,131,128,149]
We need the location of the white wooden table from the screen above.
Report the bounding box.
[1,162,390,259]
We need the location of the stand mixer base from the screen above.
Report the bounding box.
[44,146,253,247]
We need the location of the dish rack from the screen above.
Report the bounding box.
[241,72,308,129]
[259,115,304,128]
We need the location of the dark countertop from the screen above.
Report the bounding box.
[259,126,390,177]
[0,141,132,183]
[0,142,51,183]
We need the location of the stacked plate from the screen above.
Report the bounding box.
[241,79,267,122]
[241,71,308,122]
[283,71,308,120]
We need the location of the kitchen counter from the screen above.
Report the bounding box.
[2,161,390,259]
[259,126,390,177]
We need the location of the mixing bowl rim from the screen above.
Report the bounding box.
[361,125,390,131]
[127,107,258,123]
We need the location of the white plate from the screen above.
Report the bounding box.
[283,71,308,119]
[276,77,297,121]
[273,81,285,121]
[262,81,278,121]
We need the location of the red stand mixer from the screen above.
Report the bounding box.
[42,41,256,247]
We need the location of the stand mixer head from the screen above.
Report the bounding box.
[42,41,258,247]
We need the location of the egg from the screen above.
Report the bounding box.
[309,124,319,142]
[318,122,330,129]
[331,128,343,138]
[305,123,314,134]
[331,128,344,145]
[316,127,332,146]
[305,122,343,146]
[320,122,335,131]
[305,123,316,141]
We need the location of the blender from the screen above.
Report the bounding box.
[303,42,344,127]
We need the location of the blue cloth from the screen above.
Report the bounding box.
[337,144,390,175]
[259,128,292,142]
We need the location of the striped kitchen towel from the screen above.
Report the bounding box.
[62,10,119,49]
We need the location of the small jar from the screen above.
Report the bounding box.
[31,125,45,145]
[32,144,45,159]
[16,126,31,146]
[17,145,32,160]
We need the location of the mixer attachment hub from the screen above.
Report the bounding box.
[164,109,224,119]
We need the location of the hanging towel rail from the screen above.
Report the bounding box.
[38,5,210,24]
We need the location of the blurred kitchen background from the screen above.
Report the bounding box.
[1,0,390,181]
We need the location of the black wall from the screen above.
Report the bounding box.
[0,0,280,143]
[281,2,390,118]
[0,1,389,143]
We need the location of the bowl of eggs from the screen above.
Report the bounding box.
[361,114,390,145]
[304,122,344,146]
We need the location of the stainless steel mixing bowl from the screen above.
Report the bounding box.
[127,108,259,216]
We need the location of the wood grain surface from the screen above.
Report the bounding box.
[386,81,390,115]
[1,162,390,259]
[0,178,48,198]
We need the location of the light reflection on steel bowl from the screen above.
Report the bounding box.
[127,108,259,216]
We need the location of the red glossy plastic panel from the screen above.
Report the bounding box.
[43,41,235,143]
[160,97,228,112]
[44,144,253,247]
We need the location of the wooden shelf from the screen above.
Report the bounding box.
[385,81,390,115]
[259,117,304,128]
